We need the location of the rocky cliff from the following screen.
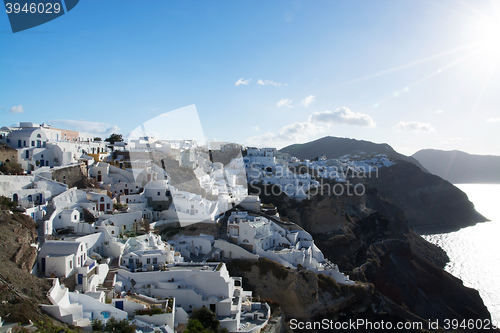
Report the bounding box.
[0,210,52,324]
[253,187,493,331]
[364,160,487,229]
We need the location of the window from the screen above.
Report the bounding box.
[158,192,161,196]
[106,203,110,209]
[23,140,26,147]
[18,140,21,148]
[78,257,80,265]
[146,258,151,264]
[81,245,83,251]
[31,141,35,146]
[69,261,72,269]
[100,197,104,202]
[135,259,140,265]
[25,150,29,159]
[41,154,44,158]
[153,258,157,264]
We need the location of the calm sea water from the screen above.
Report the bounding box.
[420,184,500,323]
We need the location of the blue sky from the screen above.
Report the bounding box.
[1,0,500,155]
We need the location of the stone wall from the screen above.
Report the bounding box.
[51,163,89,188]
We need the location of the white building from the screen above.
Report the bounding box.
[119,233,174,272]
[113,262,270,332]
[227,211,353,284]
[38,240,89,278]
[41,279,128,328]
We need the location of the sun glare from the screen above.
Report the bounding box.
[471,14,500,63]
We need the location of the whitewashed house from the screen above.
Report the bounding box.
[41,279,127,328]
[119,233,174,272]
[227,211,353,284]
[38,240,89,278]
[113,262,270,332]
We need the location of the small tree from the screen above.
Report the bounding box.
[94,137,102,142]
[191,307,220,332]
[184,318,211,333]
[105,133,124,152]
[105,133,124,145]
[92,319,104,331]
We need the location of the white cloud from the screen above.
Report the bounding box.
[257,79,282,86]
[251,126,260,131]
[309,107,376,127]
[9,105,24,114]
[393,121,436,133]
[235,78,251,86]
[247,122,325,149]
[51,119,120,137]
[276,99,293,108]
[436,109,444,114]
[301,95,316,107]
[487,117,500,123]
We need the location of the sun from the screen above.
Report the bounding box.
[470,12,500,63]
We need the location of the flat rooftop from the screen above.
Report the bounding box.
[166,263,219,272]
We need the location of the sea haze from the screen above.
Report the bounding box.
[421,184,500,323]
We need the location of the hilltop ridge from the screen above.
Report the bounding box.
[280,136,427,172]
[412,149,500,184]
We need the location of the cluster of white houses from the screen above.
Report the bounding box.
[243,148,320,199]
[0,123,360,331]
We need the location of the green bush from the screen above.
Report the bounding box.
[135,305,164,316]
[0,195,17,210]
[0,161,23,175]
[91,317,136,333]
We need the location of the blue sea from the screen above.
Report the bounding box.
[420,184,500,323]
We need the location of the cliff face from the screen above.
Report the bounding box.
[364,161,487,229]
[0,210,52,323]
[309,213,490,328]
[259,188,492,328]
[226,258,373,319]
[249,184,347,233]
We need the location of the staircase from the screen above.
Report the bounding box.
[101,258,119,293]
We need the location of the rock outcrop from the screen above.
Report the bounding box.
[364,161,487,229]
[0,210,52,323]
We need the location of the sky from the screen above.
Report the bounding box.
[1,0,500,156]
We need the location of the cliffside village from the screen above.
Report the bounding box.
[0,122,405,332]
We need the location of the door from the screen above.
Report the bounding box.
[41,258,45,273]
[124,189,129,195]
[78,274,83,284]
[210,304,216,313]
[129,258,134,270]
[97,175,102,181]
[100,204,105,211]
